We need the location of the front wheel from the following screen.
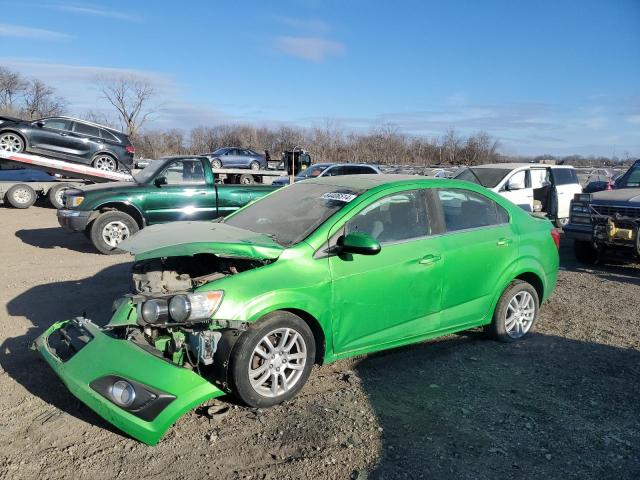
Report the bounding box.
[92,154,118,172]
[211,159,222,169]
[485,280,539,342]
[89,211,139,254]
[229,312,315,408]
[249,161,260,171]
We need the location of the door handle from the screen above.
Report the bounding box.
[60,132,69,136]
[419,253,442,265]
[496,238,512,247]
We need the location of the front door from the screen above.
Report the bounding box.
[144,158,217,224]
[434,188,518,327]
[29,118,83,157]
[329,189,443,354]
[499,169,533,211]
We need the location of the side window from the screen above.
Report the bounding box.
[437,189,509,232]
[73,122,100,137]
[346,190,429,244]
[530,169,550,188]
[159,159,205,185]
[42,118,71,131]
[552,168,578,185]
[99,128,119,142]
[324,166,344,176]
[624,167,640,187]
[503,170,528,190]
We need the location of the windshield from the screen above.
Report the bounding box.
[454,167,510,188]
[224,182,364,246]
[134,160,166,184]
[296,164,327,179]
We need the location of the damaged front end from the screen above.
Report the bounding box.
[35,222,284,444]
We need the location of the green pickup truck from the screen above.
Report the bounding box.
[58,155,279,254]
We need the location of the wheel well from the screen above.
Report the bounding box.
[0,129,27,147]
[282,308,326,365]
[98,202,144,228]
[515,272,544,301]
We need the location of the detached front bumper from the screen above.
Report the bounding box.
[34,318,225,445]
[563,223,593,242]
[57,209,92,232]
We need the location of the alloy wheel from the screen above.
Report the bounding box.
[504,291,535,339]
[0,133,24,152]
[248,328,307,398]
[101,221,131,247]
[93,155,117,171]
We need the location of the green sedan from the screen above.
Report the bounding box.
[35,175,560,444]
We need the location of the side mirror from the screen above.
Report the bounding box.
[154,176,167,187]
[35,121,45,128]
[506,177,525,190]
[337,232,381,256]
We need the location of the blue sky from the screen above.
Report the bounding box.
[1,0,639,156]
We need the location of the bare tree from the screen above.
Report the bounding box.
[81,110,117,128]
[21,79,66,119]
[0,66,27,114]
[98,76,157,139]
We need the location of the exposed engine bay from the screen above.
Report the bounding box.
[113,253,271,388]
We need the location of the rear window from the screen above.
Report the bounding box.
[437,189,509,231]
[73,122,100,137]
[100,128,119,142]
[552,168,578,185]
[454,168,510,188]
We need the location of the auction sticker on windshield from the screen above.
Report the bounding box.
[321,192,357,202]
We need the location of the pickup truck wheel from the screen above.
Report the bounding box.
[485,280,539,343]
[90,211,139,255]
[48,183,72,209]
[6,184,37,208]
[574,240,600,264]
[211,159,222,169]
[230,312,315,408]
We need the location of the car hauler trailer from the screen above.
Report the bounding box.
[0,150,133,208]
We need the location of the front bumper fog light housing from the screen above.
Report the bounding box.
[110,380,136,407]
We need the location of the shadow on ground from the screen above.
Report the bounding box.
[2,264,131,436]
[15,227,96,253]
[356,332,640,479]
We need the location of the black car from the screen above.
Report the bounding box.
[0,116,134,172]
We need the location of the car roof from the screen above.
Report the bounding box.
[50,116,125,135]
[472,162,574,170]
[160,155,209,161]
[304,173,441,189]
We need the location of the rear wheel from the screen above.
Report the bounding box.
[230,312,315,408]
[6,184,36,208]
[92,154,118,172]
[0,132,25,153]
[485,280,539,342]
[574,240,600,264]
[89,211,138,255]
[48,183,72,209]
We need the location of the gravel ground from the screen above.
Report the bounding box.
[0,205,638,480]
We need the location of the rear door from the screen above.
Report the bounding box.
[551,168,582,219]
[71,122,103,159]
[434,188,517,328]
[144,158,217,224]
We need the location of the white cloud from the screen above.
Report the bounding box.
[275,36,345,62]
[0,23,70,40]
[626,115,640,124]
[51,3,139,22]
[273,16,329,34]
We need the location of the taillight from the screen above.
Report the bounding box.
[550,229,561,251]
[126,146,135,154]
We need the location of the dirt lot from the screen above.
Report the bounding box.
[0,206,638,479]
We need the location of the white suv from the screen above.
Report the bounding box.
[454,163,582,227]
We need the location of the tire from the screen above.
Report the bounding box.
[48,183,72,209]
[249,161,260,171]
[229,311,315,408]
[6,184,37,208]
[90,211,139,255]
[0,132,25,153]
[211,159,222,169]
[238,174,255,185]
[574,240,599,265]
[92,154,118,172]
[555,217,569,228]
[485,280,539,343]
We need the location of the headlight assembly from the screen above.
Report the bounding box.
[139,299,168,324]
[169,291,224,322]
[68,195,84,207]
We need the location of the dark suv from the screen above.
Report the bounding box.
[0,116,134,172]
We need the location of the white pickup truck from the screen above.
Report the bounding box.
[454,163,582,227]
